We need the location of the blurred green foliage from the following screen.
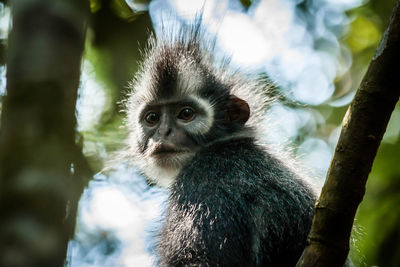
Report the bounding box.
[110,0,143,21]
[356,136,400,266]
[79,0,153,170]
[346,14,381,53]
[89,0,102,13]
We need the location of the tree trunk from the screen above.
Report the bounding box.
[296,1,400,266]
[0,1,90,266]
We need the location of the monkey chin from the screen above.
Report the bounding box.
[143,151,195,188]
[151,151,194,170]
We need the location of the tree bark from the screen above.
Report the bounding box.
[0,39,5,65]
[296,1,400,266]
[0,1,90,266]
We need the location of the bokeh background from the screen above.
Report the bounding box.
[0,0,399,266]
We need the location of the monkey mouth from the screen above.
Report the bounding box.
[151,143,187,156]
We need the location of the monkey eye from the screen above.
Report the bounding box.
[177,107,196,122]
[144,111,160,126]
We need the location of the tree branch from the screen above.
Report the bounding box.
[296,1,400,266]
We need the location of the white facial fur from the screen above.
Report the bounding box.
[139,152,195,188]
[143,164,181,188]
[183,96,214,135]
[136,138,196,188]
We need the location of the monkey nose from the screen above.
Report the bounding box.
[158,127,172,137]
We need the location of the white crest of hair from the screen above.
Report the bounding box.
[176,58,204,96]
[127,61,158,105]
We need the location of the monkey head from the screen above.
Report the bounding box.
[124,26,270,187]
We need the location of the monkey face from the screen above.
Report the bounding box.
[136,96,215,170]
[128,88,251,188]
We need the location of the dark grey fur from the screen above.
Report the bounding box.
[126,22,317,267]
[158,138,316,267]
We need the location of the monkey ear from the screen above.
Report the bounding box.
[226,95,250,124]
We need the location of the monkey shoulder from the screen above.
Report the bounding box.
[174,136,315,234]
[179,137,314,195]
[179,136,316,231]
